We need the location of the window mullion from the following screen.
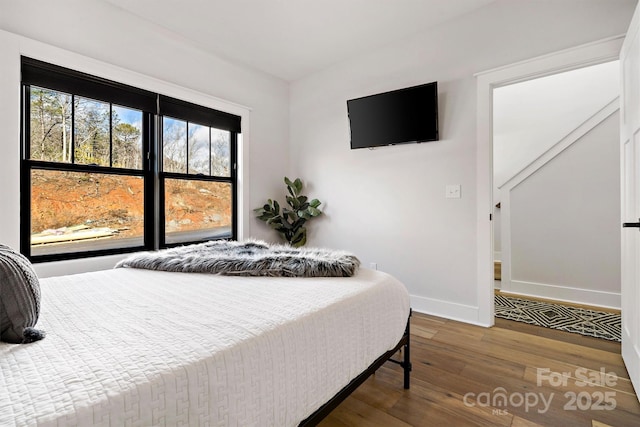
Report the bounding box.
[186,121,190,174]
[109,103,113,167]
[71,95,76,164]
[231,131,238,240]
[145,111,158,251]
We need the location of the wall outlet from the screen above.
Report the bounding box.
[446,184,461,199]
[369,262,377,270]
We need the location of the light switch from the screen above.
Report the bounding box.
[446,184,461,199]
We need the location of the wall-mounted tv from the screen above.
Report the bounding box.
[347,81,439,149]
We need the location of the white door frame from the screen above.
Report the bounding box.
[475,36,624,327]
[619,2,640,397]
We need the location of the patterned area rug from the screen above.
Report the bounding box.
[495,294,621,342]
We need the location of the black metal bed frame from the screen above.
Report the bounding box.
[298,309,412,426]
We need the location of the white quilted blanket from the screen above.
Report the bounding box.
[0,267,410,426]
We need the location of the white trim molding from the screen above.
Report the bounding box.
[499,97,619,191]
[500,282,620,310]
[410,295,488,327]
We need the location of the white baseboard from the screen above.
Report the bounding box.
[410,294,490,327]
[503,280,620,309]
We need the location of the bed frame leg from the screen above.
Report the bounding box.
[402,308,412,389]
[383,309,413,389]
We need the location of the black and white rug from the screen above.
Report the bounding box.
[494,294,621,342]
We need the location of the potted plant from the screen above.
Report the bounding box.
[254,177,322,247]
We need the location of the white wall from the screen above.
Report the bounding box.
[0,0,635,321]
[493,60,620,201]
[289,0,636,324]
[0,0,290,276]
[492,61,620,304]
[508,112,621,307]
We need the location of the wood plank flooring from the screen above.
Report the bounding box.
[318,312,640,427]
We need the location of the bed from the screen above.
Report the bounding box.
[0,262,411,426]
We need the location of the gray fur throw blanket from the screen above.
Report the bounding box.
[115,240,360,277]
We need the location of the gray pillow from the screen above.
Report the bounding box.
[0,244,45,343]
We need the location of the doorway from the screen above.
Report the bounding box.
[475,36,625,327]
[492,61,620,310]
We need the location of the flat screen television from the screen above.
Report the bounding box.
[347,82,439,149]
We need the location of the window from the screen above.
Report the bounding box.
[21,58,240,261]
[158,95,237,246]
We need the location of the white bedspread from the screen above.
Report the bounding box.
[0,267,410,426]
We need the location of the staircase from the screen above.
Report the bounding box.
[494,97,621,308]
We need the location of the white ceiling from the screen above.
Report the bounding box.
[101,0,495,81]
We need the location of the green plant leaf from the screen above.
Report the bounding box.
[290,227,306,247]
[286,195,297,209]
[267,222,281,230]
[287,211,299,222]
[309,199,321,208]
[284,176,293,187]
[307,206,322,217]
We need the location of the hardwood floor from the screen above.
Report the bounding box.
[318,312,640,427]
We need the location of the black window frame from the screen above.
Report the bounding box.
[158,95,238,248]
[20,57,240,262]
